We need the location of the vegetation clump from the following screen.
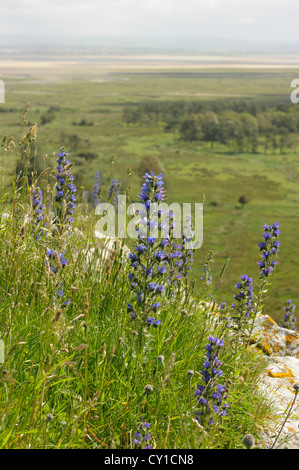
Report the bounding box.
[0,109,293,449]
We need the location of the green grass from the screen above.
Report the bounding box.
[0,134,277,448]
[1,65,299,326]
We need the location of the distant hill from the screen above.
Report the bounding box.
[0,35,299,56]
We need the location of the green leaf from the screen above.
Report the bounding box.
[219,258,230,280]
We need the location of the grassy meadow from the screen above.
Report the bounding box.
[1,58,299,325]
[0,56,298,449]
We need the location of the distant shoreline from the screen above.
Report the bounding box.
[0,54,299,80]
[1,53,299,66]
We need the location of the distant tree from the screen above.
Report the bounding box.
[77,151,98,161]
[73,118,94,126]
[68,134,80,152]
[164,119,180,133]
[40,105,61,125]
[240,113,259,153]
[201,123,219,149]
[180,118,200,142]
[138,155,165,180]
[218,112,244,152]
[122,107,142,124]
[201,112,219,149]
[279,113,298,133]
[59,133,91,153]
[257,112,272,134]
[277,127,291,154]
[41,112,55,125]
[270,110,286,129]
[238,195,248,207]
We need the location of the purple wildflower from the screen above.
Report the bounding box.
[258,223,280,279]
[167,213,194,291]
[134,418,153,449]
[195,335,229,428]
[282,300,297,331]
[53,282,70,308]
[46,248,68,274]
[91,171,101,207]
[139,171,164,205]
[31,188,45,239]
[231,274,254,330]
[128,172,168,327]
[108,179,119,206]
[53,148,77,231]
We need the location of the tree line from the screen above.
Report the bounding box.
[122,99,299,153]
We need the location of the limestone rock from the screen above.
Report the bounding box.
[251,315,299,358]
[252,315,299,448]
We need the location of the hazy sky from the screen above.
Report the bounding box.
[1,0,299,45]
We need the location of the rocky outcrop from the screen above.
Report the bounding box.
[251,315,299,449]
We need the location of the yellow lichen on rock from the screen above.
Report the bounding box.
[266,365,294,379]
[285,333,298,345]
[266,316,277,326]
[256,337,273,355]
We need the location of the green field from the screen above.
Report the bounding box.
[1,59,299,324]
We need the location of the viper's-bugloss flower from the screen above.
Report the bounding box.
[128,236,167,324]
[258,223,280,278]
[83,190,89,204]
[51,280,70,308]
[168,214,194,284]
[134,417,152,449]
[202,273,212,284]
[201,250,214,285]
[91,171,101,207]
[195,335,229,428]
[230,274,254,330]
[128,172,169,326]
[146,317,161,327]
[47,251,70,307]
[128,171,195,324]
[46,248,68,274]
[32,189,45,222]
[233,275,254,312]
[108,178,119,206]
[55,286,70,307]
[282,299,297,331]
[54,148,77,230]
[31,188,45,239]
[139,171,164,205]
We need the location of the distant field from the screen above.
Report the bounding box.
[1,55,299,324]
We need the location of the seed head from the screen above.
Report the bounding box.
[241,367,250,383]
[242,433,255,449]
[45,413,54,422]
[144,384,153,394]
